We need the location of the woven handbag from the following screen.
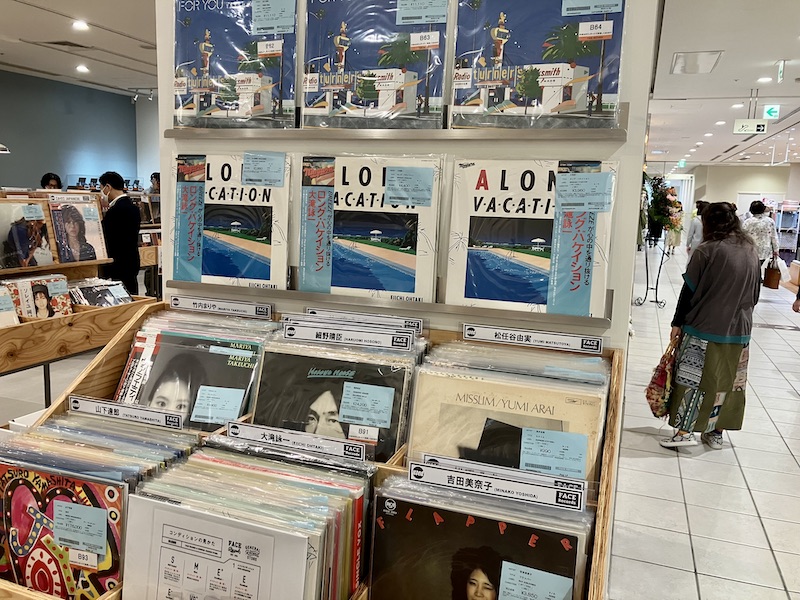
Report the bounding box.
[645,338,678,418]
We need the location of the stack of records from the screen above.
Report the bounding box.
[370,477,592,600]
[0,285,19,327]
[113,310,278,431]
[253,337,418,462]
[408,343,610,482]
[0,412,197,598]
[138,230,160,247]
[124,435,374,600]
[69,278,133,307]
[2,274,72,320]
[48,195,107,263]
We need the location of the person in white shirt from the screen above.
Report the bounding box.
[742,200,779,265]
[685,201,708,257]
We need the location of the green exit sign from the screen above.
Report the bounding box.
[678,159,686,168]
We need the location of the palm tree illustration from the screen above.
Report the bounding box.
[378,32,431,114]
[516,67,543,114]
[238,40,282,116]
[541,23,602,112]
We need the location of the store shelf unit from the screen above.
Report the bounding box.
[0,579,120,600]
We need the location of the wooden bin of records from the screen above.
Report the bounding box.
[30,300,624,600]
[0,580,120,600]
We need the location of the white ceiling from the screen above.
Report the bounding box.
[647,0,800,172]
[0,0,797,174]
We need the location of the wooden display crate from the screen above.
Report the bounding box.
[0,579,120,599]
[31,302,623,600]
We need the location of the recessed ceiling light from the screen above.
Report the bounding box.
[76,64,89,73]
[695,142,704,146]
[72,20,89,31]
[757,77,773,83]
[650,150,665,155]
[731,103,745,109]
[704,133,713,137]
[689,149,697,152]
[790,138,795,141]
[715,121,726,125]
[684,154,691,157]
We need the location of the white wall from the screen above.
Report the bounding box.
[787,164,800,201]
[136,97,160,182]
[692,165,790,204]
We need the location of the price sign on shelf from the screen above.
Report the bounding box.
[410,31,440,51]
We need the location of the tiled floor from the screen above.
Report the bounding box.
[611,244,800,599]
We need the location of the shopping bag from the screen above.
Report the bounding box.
[645,338,678,418]
[778,258,791,282]
[763,258,781,289]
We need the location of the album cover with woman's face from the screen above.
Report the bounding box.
[49,197,107,263]
[370,493,580,600]
[253,350,410,462]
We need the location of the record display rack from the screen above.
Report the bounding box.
[0,580,121,600]
[30,301,623,600]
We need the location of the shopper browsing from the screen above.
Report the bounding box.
[146,172,160,195]
[685,200,707,257]
[39,173,62,190]
[742,200,779,267]
[660,202,761,450]
[98,171,141,295]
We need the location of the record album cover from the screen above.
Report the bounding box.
[446,159,613,315]
[0,462,125,599]
[49,196,107,263]
[3,275,72,320]
[450,0,625,129]
[407,367,606,481]
[0,202,55,269]
[370,493,578,600]
[0,287,19,328]
[253,350,410,462]
[173,153,290,289]
[303,0,448,129]
[174,0,297,128]
[298,155,440,302]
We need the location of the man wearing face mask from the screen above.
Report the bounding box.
[98,171,141,295]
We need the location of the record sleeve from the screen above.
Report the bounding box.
[370,492,580,600]
[114,332,262,431]
[450,0,625,129]
[407,366,606,481]
[303,0,448,129]
[3,275,72,320]
[446,159,613,315]
[174,0,297,128]
[0,202,55,269]
[253,348,411,462]
[298,155,440,302]
[0,462,125,599]
[124,494,310,600]
[48,195,107,263]
[0,286,19,328]
[69,280,132,307]
[173,153,290,290]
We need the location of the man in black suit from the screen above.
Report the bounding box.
[99,171,141,295]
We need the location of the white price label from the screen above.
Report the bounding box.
[410,31,440,51]
[69,548,98,570]
[258,40,284,58]
[578,20,613,41]
[349,425,380,444]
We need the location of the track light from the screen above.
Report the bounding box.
[131,94,139,104]
[148,90,154,101]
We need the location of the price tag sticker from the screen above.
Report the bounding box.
[69,548,98,570]
[22,204,45,221]
[410,31,440,51]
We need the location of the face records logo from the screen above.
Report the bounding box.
[71,398,80,410]
[171,297,180,307]
[383,498,397,516]
[580,338,601,352]
[465,327,476,338]
[229,424,240,436]
[286,326,296,338]
[411,466,425,480]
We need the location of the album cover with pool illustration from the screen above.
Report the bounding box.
[113,331,262,432]
[252,348,411,462]
[370,493,580,600]
[173,153,290,290]
[298,154,440,302]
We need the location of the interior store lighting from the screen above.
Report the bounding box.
[0,144,9,154]
[76,64,89,73]
[704,133,713,137]
[731,103,745,109]
[72,20,90,31]
[757,77,773,83]
[715,121,726,125]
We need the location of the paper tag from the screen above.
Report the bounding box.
[83,205,100,221]
[69,396,183,429]
[499,561,574,600]
[47,279,68,296]
[410,31,440,51]
[169,295,272,320]
[520,429,588,479]
[0,294,14,312]
[349,425,380,444]
[396,0,448,24]
[243,152,286,188]
[53,501,108,556]
[305,308,423,334]
[408,461,585,511]
[209,345,255,358]
[384,166,434,207]
[258,40,284,58]
[562,0,623,16]
[22,204,44,220]
[69,548,98,570]
[191,386,246,425]
[108,284,128,299]
[578,20,614,41]
[556,172,614,212]
[283,323,413,351]
[463,324,603,354]
[339,382,394,429]
[227,422,366,461]
[252,0,295,34]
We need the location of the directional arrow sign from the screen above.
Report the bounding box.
[763,105,780,120]
[733,119,769,135]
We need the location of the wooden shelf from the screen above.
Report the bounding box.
[0,258,113,279]
[0,580,120,599]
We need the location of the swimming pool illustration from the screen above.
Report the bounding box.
[202,234,271,280]
[465,249,549,303]
[332,242,415,292]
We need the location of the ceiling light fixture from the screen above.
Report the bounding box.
[684,154,691,157]
[731,103,745,109]
[757,77,773,83]
[148,90,154,101]
[704,133,713,137]
[695,142,704,146]
[715,120,726,125]
[670,51,723,74]
[689,149,697,152]
[72,20,90,31]
[0,144,9,155]
[76,64,89,73]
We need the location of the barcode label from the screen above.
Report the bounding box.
[525,463,552,471]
